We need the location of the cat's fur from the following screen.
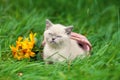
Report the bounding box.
[43,19,88,62]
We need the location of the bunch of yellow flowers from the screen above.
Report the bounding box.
[10,32,36,60]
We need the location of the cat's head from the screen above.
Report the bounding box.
[44,19,73,47]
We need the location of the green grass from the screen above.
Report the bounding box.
[0,0,120,80]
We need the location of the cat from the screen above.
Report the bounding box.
[43,19,89,63]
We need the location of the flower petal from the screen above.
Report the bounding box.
[18,37,23,42]
[30,52,35,57]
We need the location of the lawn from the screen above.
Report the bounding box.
[0,0,120,80]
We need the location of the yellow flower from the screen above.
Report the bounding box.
[10,32,36,60]
[30,32,36,44]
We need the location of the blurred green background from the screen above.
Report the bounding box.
[0,0,120,80]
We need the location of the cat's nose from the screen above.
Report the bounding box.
[52,38,55,41]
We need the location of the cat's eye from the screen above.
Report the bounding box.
[48,33,53,36]
[56,36,62,38]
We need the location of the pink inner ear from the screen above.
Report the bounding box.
[65,27,73,35]
[46,19,53,30]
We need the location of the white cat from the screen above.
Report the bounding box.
[43,19,89,63]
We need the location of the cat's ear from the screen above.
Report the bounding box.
[65,26,73,35]
[46,19,53,30]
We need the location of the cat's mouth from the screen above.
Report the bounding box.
[50,41,56,44]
